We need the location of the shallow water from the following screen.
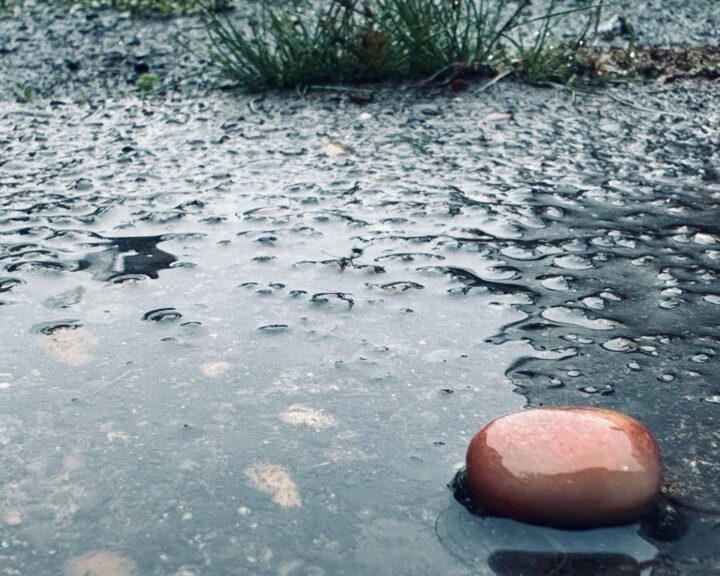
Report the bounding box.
[1,84,719,575]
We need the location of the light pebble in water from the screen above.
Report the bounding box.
[200,361,231,378]
[1,508,22,526]
[245,463,302,508]
[38,327,98,366]
[279,405,337,430]
[64,551,136,576]
[465,407,662,528]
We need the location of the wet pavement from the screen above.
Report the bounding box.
[2,82,719,575]
[1,3,720,576]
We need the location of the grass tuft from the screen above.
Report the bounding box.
[508,0,601,85]
[136,72,159,91]
[203,0,605,90]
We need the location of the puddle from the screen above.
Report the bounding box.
[1,82,719,575]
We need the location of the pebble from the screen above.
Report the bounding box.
[465,407,663,528]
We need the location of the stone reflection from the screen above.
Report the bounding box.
[77,236,177,282]
[488,550,643,576]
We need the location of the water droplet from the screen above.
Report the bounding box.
[381,281,424,292]
[257,324,289,332]
[0,278,23,293]
[553,254,593,270]
[31,320,83,335]
[542,307,618,330]
[73,178,94,191]
[693,233,717,245]
[580,385,615,395]
[310,292,354,308]
[581,297,605,310]
[602,337,635,352]
[142,308,183,322]
[6,260,67,273]
[548,378,564,389]
[658,298,681,310]
[501,246,536,260]
[538,275,572,291]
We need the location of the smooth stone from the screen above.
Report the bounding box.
[465,407,663,528]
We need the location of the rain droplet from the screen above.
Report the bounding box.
[538,275,572,291]
[32,320,83,335]
[142,308,183,322]
[581,297,605,310]
[381,281,424,292]
[693,233,717,245]
[0,278,23,293]
[257,324,289,333]
[553,254,593,270]
[580,385,614,395]
[310,292,354,308]
[602,337,635,352]
[542,307,618,330]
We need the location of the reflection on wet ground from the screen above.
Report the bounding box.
[1,83,719,575]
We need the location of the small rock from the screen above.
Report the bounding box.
[465,407,662,527]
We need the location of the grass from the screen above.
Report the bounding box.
[136,72,159,91]
[203,0,605,91]
[508,0,601,84]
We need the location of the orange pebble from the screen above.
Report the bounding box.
[466,407,663,528]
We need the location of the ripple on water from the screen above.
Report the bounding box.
[31,319,83,335]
